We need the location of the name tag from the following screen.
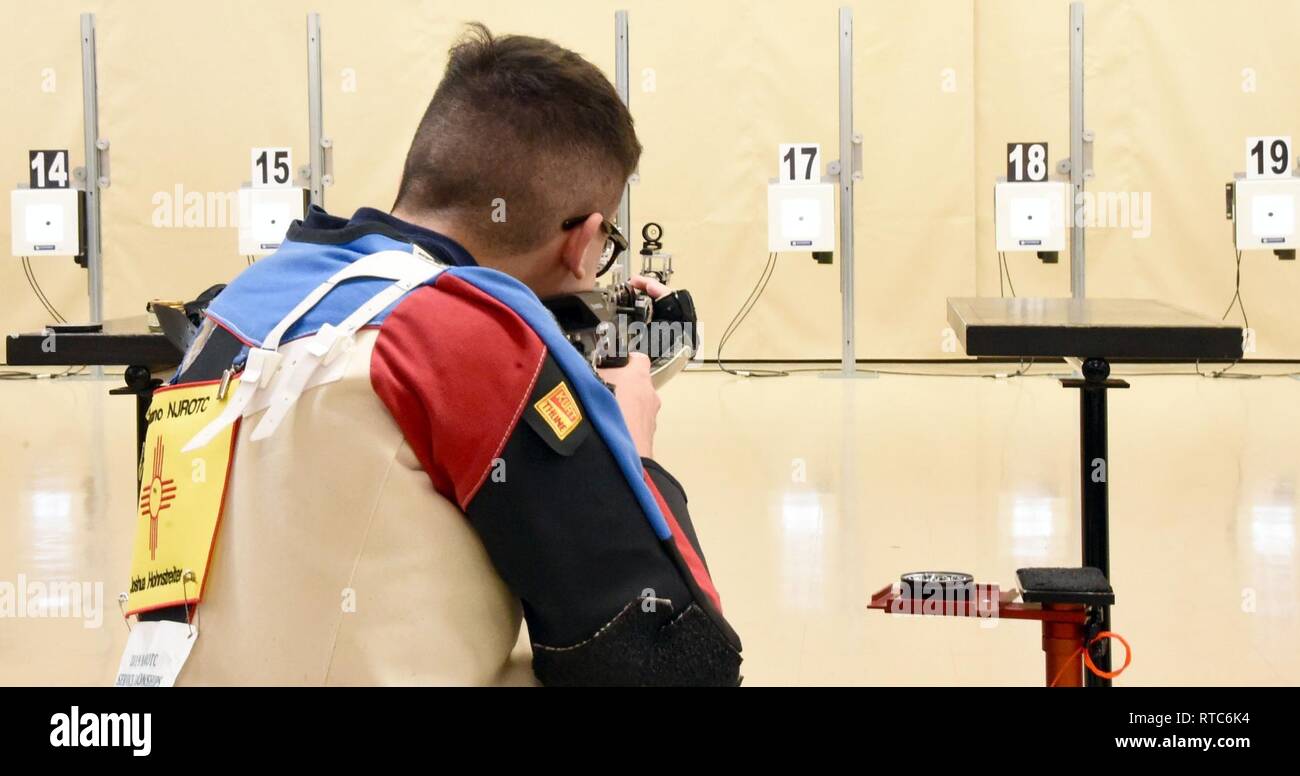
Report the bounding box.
[126,378,240,616]
[114,621,198,687]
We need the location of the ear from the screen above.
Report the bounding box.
[559,212,604,280]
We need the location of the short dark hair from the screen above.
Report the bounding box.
[393,23,641,255]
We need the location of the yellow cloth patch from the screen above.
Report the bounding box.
[126,378,240,616]
[533,381,583,441]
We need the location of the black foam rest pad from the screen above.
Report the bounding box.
[1017,566,1115,605]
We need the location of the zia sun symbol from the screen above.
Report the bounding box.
[139,436,177,560]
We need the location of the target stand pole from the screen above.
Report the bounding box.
[1060,357,1128,686]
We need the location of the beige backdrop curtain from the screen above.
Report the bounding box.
[2,0,1296,361]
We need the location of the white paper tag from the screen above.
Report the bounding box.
[114,620,198,687]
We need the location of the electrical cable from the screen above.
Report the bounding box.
[998,251,1017,297]
[690,360,1300,380]
[716,253,773,365]
[1209,248,1249,378]
[702,244,1273,382]
[0,365,88,380]
[23,257,65,323]
[696,358,1300,381]
[693,358,1053,380]
[716,252,788,377]
[21,257,67,324]
[1221,249,1249,330]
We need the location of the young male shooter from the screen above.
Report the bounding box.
[145,24,741,686]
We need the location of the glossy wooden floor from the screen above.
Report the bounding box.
[2,364,1298,685]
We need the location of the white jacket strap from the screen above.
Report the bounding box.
[182,248,444,452]
[248,266,440,440]
[261,249,443,351]
[181,347,279,452]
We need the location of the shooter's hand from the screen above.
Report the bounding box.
[628,274,671,300]
[597,352,660,459]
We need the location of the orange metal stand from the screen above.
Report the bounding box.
[868,585,1089,687]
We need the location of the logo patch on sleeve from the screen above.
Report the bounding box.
[521,358,592,456]
[534,382,582,440]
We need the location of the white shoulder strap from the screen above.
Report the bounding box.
[261,249,442,351]
[183,249,444,452]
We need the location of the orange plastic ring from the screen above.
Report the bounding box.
[1083,631,1132,679]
